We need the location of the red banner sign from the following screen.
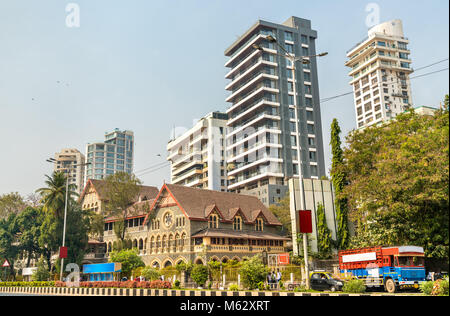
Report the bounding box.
[59,246,68,259]
[297,210,313,234]
[278,253,290,265]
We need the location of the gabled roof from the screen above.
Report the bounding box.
[104,199,156,222]
[79,179,159,204]
[144,184,282,226]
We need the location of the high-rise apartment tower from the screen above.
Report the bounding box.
[224,16,326,206]
[346,20,413,129]
[167,112,228,191]
[85,129,134,182]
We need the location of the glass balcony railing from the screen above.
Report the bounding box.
[229,80,278,104]
[229,65,277,94]
[228,110,280,134]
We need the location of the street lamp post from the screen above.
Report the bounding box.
[46,158,91,281]
[254,36,327,289]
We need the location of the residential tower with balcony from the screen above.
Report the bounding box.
[85,129,134,183]
[346,19,413,129]
[53,148,86,195]
[224,16,326,206]
[167,112,228,191]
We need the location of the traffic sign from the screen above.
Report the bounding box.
[2,260,10,267]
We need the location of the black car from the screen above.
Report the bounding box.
[310,272,344,292]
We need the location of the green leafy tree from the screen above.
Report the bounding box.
[13,207,43,266]
[64,205,91,267]
[103,172,142,242]
[268,193,291,235]
[38,202,91,272]
[238,255,269,290]
[36,172,78,219]
[0,192,27,219]
[141,266,161,281]
[0,213,19,279]
[342,96,449,260]
[207,260,222,281]
[176,261,193,276]
[109,249,145,279]
[190,264,209,287]
[330,118,350,249]
[32,255,50,281]
[316,203,333,258]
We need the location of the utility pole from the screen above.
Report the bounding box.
[253,36,327,289]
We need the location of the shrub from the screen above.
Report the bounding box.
[191,264,208,287]
[109,249,145,278]
[32,256,51,281]
[141,266,161,281]
[342,279,366,293]
[420,281,434,296]
[257,281,265,291]
[239,256,268,290]
[228,284,239,291]
[431,278,449,296]
[174,280,181,289]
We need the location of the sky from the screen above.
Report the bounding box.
[0,0,448,196]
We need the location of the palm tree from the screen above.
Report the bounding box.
[36,171,78,219]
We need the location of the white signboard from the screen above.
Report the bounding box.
[342,252,377,263]
[22,267,38,276]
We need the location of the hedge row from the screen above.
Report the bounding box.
[0,281,55,287]
[0,280,172,289]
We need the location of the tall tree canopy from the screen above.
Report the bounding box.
[268,193,292,236]
[103,172,142,242]
[341,96,449,260]
[330,118,350,249]
[36,171,78,219]
[0,192,27,219]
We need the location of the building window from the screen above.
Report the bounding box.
[284,31,293,41]
[301,35,308,44]
[209,214,219,229]
[255,218,264,231]
[233,216,242,231]
[285,44,294,54]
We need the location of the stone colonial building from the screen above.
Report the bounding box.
[79,179,159,264]
[102,184,289,267]
[80,179,159,214]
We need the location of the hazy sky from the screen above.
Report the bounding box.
[0,0,448,196]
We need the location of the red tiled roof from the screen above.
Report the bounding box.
[79,179,158,203]
[162,184,282,226]
[104,199,155,222]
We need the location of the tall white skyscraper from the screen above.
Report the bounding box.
[346,19,413,129]
[53,148,86,195]
[167,112,228,191]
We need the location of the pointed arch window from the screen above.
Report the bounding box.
[209,214,219,229]
[233,216,242,231]
[255,218,264,231]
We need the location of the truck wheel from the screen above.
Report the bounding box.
[385,279,397,293]
[330,286,336,292]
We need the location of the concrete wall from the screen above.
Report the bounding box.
[289,178,337,255]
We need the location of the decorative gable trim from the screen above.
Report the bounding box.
[143,184,191,225]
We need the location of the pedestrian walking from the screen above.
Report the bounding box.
[276,269,282,285]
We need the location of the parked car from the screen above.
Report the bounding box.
[310,272,344,292]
